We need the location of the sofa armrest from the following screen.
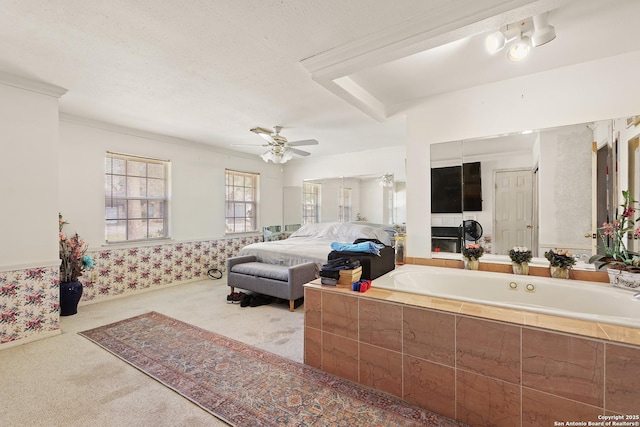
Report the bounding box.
[226,255,257,272]
[288,262,318,285]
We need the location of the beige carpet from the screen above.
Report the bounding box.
[0,277,304,426]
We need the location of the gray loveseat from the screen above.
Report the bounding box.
[226,255,317,311]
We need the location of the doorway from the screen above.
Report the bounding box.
[596,142,617,255]
[493,169,534,255]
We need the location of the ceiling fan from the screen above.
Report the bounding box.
[234,126,318,164]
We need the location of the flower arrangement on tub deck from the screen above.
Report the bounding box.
[462,243,484,261]
[544,249,576,269]
[509,247,532,265]
[589,190,640,272]
[59,213,94,283]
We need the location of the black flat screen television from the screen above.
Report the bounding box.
[431,162,482,213]
[431,165,462,213]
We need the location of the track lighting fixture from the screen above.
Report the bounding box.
[485,12,555,62]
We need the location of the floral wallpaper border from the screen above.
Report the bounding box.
[0,235,260,347]
[0,266,60,345]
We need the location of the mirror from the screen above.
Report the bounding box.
[283,173,406,231]
[429,117,640,266]
[263,225,282,242]
[629,121,640,253]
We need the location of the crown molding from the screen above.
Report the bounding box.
[0,70,67,98]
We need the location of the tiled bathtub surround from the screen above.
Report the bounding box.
[0,235,260,347]
[304,285,640,426]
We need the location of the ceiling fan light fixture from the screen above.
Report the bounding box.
[260,150,276,163]
[248,125,316,162]
[280,149,293,163]
[507,35,531,62]
[379,173,394,188]
[260,147,293,164]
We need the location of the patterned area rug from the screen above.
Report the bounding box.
[80,312,465,427]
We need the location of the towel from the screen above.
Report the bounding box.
[330,241,385,256]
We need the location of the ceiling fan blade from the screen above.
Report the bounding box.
[256,133,275,143]
[289,147,311,156]
[250,127,276,143]
[230,143,269,147]
[288,139,319,147]
[250,127,273,135]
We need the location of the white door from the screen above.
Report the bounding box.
[494,169,533,255]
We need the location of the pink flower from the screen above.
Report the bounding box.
[601,221,621,237]
[59,232,66,240]
[622,207,636,217]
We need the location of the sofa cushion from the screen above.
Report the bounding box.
[230,262,288,281]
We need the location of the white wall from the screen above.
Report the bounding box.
[0,82,62,268]
[59,118,283,248]
[407,49,640,259]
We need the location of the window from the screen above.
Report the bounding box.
[303,182,320,224]
[225,169,259,233]
[338,186,352,222]
[105,152,169,242]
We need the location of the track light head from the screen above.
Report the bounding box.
[485,26,521,54]
[508,35,531,62]
[531,13,556,47]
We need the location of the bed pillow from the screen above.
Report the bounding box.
[290,222,392,246]
[336,223,392,246]
[288,222,340,238]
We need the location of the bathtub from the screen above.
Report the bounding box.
[373,264,640,328]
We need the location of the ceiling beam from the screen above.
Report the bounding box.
[301,0,574,121]
[302,0,571,80]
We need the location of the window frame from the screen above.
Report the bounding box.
[225,169,259,234]
[104,152,170,243]
[302,181,321,224]
[338,186,352,222]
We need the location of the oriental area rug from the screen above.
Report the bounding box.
[80,311,465,427]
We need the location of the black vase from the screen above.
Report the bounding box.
[60,280,83,316]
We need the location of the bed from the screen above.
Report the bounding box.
[238,222,394,267]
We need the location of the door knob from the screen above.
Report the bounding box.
[526,224,533,229]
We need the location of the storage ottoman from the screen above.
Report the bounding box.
[327,244,395,280]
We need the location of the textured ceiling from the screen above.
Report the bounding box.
[0,1,636,160]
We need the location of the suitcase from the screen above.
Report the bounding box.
[327,238,395,280]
